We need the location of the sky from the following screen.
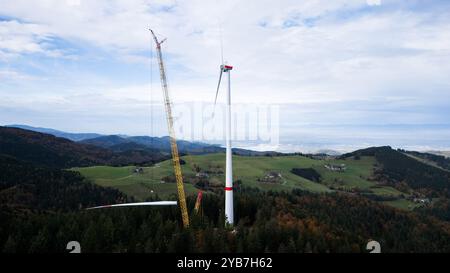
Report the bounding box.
[1,0,450,152]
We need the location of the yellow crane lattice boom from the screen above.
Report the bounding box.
[150,29,189,228]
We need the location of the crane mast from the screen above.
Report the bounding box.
[150,29,190,228]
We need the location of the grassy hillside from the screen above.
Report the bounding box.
[74,153,411,208]
[343,146,450,195]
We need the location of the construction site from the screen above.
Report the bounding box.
[2,2,450,269]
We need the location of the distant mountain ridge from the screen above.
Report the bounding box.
[79,135,130,148]
[0,127,168,168]
[80,135,226,155]
[5,124,344,156]
[6,124,227,155]
[81,135,289,156]
[6,124,102,141]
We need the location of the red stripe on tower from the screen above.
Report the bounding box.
[224,187,233,191]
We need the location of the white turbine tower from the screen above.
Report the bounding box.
[214,63,234,227]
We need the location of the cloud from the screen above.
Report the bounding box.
[1,0,450,149]
[0,69,37,81]
[0,19,65,59]
[0,20,43,56]
[366,0,381,6]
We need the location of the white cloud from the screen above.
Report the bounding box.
[0,19,79,60]
[2,1,449,101]
[0,69,42,83]
[366,0,381,6]
[1,0,450,148]
[0,20,50,56]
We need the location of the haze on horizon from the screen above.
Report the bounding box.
[1,0,450,153]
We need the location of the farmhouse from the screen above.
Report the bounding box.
[258,171,282,183]
[195,172,209,178]
[413,198,430,204]
[324,164,346,172]
[265,171,281,179]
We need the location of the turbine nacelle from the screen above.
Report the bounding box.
[221,64,233,72]
[214,64,233,112]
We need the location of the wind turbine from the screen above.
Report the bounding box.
[214,62,234,227]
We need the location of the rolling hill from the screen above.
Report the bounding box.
[402,150,450,171]
[5,124,286,156]
[79,135,130,148]
[4,126,448,211]
[0,154,129,212]
[74,146,450,212]
[6,125,226,155]
[80,135,226,155]
[342,146,450,195]
[0,127,168,168]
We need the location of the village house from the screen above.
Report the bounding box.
[324,164,347,172]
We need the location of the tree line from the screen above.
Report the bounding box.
[2,188,450,253]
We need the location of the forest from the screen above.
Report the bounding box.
[3,188,450,253]
[2,159,450,253]
[342,146,450,196]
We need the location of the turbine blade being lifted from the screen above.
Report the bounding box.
[86,201,177,210]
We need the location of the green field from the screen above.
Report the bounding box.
[73,153,412,209]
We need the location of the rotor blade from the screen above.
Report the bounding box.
[212,68,223,118]
[86,201,177,210]
[214,68,223,106]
